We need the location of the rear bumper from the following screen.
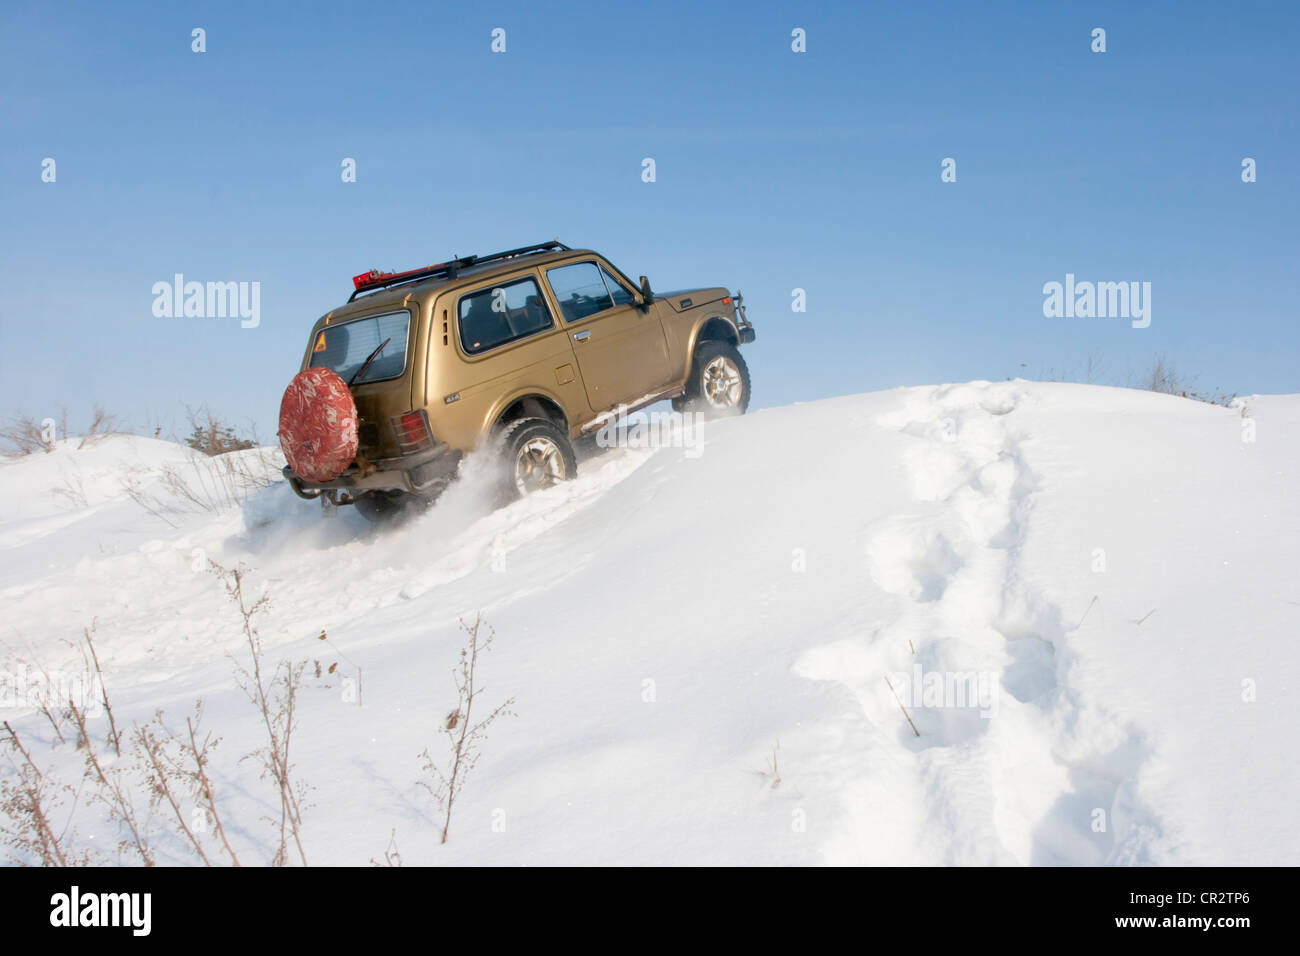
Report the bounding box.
[283,442,460,500]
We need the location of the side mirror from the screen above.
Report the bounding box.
[639,276,655,306]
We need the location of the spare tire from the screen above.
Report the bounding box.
[278,368,359,482]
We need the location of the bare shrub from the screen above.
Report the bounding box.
[66,695,154,865]
[0,766,68,865]
[0,415,55,456]
[134,703,241,867]
[178,706,242,866]
[77,404,119,449]
[4,631,252,867]
[1015,353,1236,408]
[1081,352,1111,385]
[1145,353,1182,394]
[213,561,310,866]
[0,721,94,866]
[120,446,279,525]
[120,469,180,528]
[1141,354,1236,406]
[162,451,277,510]
[185,406,258,456]
[0,653,71,744]
[1,406,121,457]
[80,623,120,756]
[419,613,516,845]
[370,829,403,867]
[52,472,89,509]
[135,715,211,866]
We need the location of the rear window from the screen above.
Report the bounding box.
[308,310,410,385]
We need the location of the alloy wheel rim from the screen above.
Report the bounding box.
[514,437,566,495]
[702,356,742,408]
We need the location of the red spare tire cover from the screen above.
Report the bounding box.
[278,368,359,483]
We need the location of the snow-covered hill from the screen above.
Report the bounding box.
[1,381,1296,865]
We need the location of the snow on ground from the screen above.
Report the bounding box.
[0,381,1295,865]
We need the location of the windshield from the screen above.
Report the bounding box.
[308,310,410,385]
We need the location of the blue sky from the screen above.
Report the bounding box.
[2,0,1296,437]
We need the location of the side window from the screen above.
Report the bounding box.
[457,277,553,355]
[546,262,614,322]
[600,266,634,308]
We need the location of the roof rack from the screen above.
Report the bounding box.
[349,240,571,300]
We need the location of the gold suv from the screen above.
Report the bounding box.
[283,240,756,521]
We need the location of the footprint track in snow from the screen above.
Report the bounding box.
[803,382,1157,863]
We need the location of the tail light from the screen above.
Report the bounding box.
[393,410,433,455]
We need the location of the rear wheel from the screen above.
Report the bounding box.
[494,418,577,503]
[673,340,751,418]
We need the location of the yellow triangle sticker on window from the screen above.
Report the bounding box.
[313,331,327,353]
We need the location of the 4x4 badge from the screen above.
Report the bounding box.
[444,392,461,404]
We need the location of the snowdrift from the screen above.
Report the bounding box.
[0,381,1295,865]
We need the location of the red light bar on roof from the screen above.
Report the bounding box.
[353,264,443,292]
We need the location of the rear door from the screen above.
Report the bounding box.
[307,307,415,459]
[542,259,672,412]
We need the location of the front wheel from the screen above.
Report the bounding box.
[673,340,751,418]
[494,418,578,503]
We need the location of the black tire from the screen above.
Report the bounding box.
[493,417,578,504]
[674,340,751,418]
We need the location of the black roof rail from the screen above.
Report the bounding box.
[349,240,571,300]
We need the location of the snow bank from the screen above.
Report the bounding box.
[0,382,1294,865]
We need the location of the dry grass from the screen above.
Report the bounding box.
[419,614,516,845]
[1014,353,1237,407]
[0,414,55,456]
[77,405,119,449]
[51,472,89,509]
[1140,353,1236,406]
[134,703,241,867]
[370,829,403,867]
[757,739,782,790]
[66,693,154,865]
[121,446,279,526]
[0,405,121,457]
[1,557,328,867]
[0,720,95,866]
[213,561,310,866]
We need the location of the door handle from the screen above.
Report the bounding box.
[574,330,591,343]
